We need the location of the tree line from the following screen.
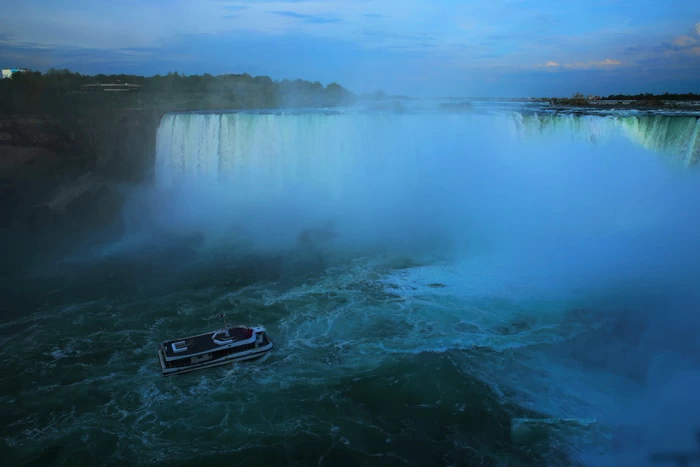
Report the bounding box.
[602,92,700,101]
[0,69,357,116]
[551,91,700,106]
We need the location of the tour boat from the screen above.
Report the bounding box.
[157,317,273,376]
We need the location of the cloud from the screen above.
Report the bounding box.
[532,60,559,70]
[564,58,623,69]
[608,22,700,78]
[534,59,623,70]
[663,22,700,52]
[267,10,342,24]
[673,35,696,47]
[650,23,700,64]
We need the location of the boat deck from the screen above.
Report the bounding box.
[162,327,253,359]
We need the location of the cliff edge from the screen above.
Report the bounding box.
[0,111,161,233]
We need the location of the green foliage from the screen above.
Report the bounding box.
[550,91,589,106]
[547,91,699,108]
[603,92,700,101]
[0,69,357,116]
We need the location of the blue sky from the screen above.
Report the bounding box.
[1,0,699,97]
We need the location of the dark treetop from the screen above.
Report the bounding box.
[0,69,357,117]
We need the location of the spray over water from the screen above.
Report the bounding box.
[141,109,700,462]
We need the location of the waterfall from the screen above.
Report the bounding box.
[156,113,700,190]
[101,108,700,265]
[511,114,700,166]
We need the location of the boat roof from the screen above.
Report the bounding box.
[162,326,254,360]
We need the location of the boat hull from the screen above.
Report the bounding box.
[158,340,273,376]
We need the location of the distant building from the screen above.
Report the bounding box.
[79,83,143,92]
[1,68,29,79]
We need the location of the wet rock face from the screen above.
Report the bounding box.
[0,117,79,154]
[0,112,159,233]
[0,118,84,229]
[66,110,162,183]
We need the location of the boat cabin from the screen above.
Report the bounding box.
[157,324,272,376]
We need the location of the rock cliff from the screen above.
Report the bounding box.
[0,110,162,234]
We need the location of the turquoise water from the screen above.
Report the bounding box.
[3,246,586,466]
[3,109,700,466]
